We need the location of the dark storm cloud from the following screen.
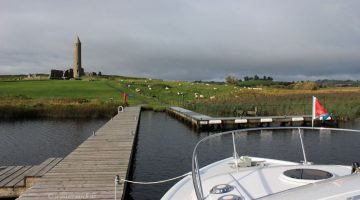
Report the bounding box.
[1,0,360,81]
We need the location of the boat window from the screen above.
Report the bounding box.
[283,168,332,180]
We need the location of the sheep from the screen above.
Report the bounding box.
[245,107,257,116]
[210,96,216,100]
[199,94,205,99]
[135,88,141,93]
[165,87,169,90]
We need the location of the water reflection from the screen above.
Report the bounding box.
[0,119,107,166]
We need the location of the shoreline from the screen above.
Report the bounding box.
[0,104,356,123]
[0,104,168,120]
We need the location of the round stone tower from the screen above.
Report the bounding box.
[73,36,82,79]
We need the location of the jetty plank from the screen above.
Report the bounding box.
[17,106,141,200]
[0,166,15,177]
[0,158,64,198]
[0,166,23,183]
[0,166,31,187]
[4,166,33,187]
[25,158,63,178]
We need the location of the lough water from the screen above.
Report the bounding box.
[0,119,107,166]
[1,112,360,200]
[127,111,360,200]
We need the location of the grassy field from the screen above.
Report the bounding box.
[0,76,359,120]
[0,77,231,118]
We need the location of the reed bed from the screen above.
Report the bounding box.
[0,97,117,119]
[186,88,360,120]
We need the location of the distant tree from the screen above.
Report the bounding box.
[263,76,267,80]
[225,75,238,85]
[98,72,102,76]
[267,76,273,81]
[254,75,259,80]
[244,76,249,81]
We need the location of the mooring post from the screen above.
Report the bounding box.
[118,106,124,113]
[114,175,120,200]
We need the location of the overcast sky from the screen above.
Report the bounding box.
[0,0,359,81]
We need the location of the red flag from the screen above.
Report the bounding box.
[312,96,330,127]
[314,98,327,118]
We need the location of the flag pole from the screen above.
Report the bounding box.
[312,96,315,128]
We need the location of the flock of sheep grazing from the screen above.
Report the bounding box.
[125,83,218,100]
[193,92,216,100]
[126,81,262,101]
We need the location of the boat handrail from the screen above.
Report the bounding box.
[191,126,360,200]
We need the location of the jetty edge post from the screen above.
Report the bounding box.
[312,96,316,128]
[114,175,120,200]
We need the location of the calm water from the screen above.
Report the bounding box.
[1,113,360,200]
[0,119,107,166]
[127,111,360,200]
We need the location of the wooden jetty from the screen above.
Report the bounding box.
[16,106,141,200]
[167,106,332,130]
[0,158,62,198]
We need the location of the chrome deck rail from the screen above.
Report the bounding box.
[191,127,360,200]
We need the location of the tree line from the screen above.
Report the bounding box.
[225,75,274,84]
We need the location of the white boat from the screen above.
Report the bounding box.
[161,127,360,200]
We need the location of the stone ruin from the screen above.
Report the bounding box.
[49,68,74,80]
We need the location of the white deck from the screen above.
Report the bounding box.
[162,157,353,200]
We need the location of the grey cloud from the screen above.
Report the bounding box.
[0,0,360,81]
